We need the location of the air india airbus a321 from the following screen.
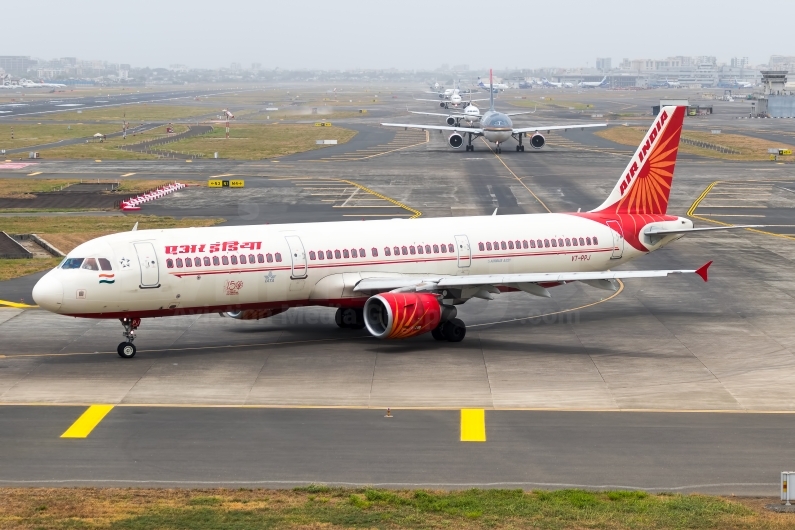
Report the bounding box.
[33,106,750,358]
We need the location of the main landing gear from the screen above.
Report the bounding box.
[431,318,466,343]
[117,317,141,358]
[516,132,525,152]
[335,307,365,330]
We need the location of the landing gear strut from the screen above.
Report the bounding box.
[516,132,525,152]
[465,132,474,152]
[117,317,140,358]
[335,307,365,330]
[431,318,467,343]
[495,143,502,154]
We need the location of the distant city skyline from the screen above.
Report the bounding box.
[2,0,791,71]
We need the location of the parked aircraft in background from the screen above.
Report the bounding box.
[542,78,573,89]
[478,76,510,91]
[384,70,605,153]
[663,78,681,88]
[580,76,608,89]
[35,106,760,358]
[18,78,66,88]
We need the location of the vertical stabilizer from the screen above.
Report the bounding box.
[591,106,686,215]
[489,69,495,110]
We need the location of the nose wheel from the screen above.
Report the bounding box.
[117,317,140,358]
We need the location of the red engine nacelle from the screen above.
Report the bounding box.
[363,293,441,339]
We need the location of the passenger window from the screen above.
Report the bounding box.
[493,241,498,250]
[448,244,454,252]
[326,250,333,259]
[579,237,585,246]
[571,239,577,247]
[275,253,282,262]
[529,240,536,248]
[433,244,439,253]
[402,246,408,255]
[61,258,84,269]
[309,251,316,260]
[593,237,598,245]
[351,249,357,258]
[551,239,557,247]
[478,243,485,251]
[166,259,174,268]
[185,258,192,268]
[501,241,507,250]
[586,237,592,245]
[440,244,446,253]
[204,257,211,266]
[335,250,341,259]
[81,258,99,271]
[371,248,378,257]
[393,246,400,255]
[522,240,528,249]
[317,250,324,260]
[486,242,492,250]
[222,256,229,265]
[409,246,416,255]
[425,244,431,253]
[248,254,255,264]
[98,258,113,271]
[343,249,350,258]
[213,256,220,266]
[544,239,550,248]
[231,255,238,265]
[565,238,571,246]
[267,253,274,263]
[360,248,366,257]
[176,258,183,267]
[537,239,543,248]
[417,245,423,254]
[239,255,246,264]
[384,247,391,256]
[508,241,514,250]
[257,254,264,263]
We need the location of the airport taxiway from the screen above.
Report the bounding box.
[1,91,795,492]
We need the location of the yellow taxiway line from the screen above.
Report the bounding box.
[60,405,114,438]
[0,300,37,309]
[460,409,487,442]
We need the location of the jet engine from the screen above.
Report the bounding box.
[530,133,545,149]
[446,116,456,126]
[448,133,464,149]
[224,307,288,320]
[363,293,441,339]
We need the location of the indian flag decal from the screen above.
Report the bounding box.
[99,273,115,284]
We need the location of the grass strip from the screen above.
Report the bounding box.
[0,487,790,530]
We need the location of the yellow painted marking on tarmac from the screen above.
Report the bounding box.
[481,138,551,213]
[210,173,234,178]
[688,180,795,241]
[27,171,42,176]
[0,299,37,308]
[60,405,114,438]
[325,130,428,161]
[120,172,136,177]
[342,214,413,217]
[460,409,486,442]
[338,179,422,219]
[94,160,102,163]
[185,160,192,163]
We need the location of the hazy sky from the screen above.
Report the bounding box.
[5,0,792,70]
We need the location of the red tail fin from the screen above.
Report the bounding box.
[591,106,686,215]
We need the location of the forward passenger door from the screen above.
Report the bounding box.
[454,235,471,268]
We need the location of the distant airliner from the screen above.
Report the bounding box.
[580,76,608,89]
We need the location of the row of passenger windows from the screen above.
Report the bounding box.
[478,236,598,252]
[308,244,455,261]
[166,253,282,269]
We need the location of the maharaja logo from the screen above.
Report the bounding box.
[99,273,115,284]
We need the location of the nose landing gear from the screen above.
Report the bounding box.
[117,317,141,358]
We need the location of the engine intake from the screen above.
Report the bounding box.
[448,133,464,149]
[224,307,288,320]
[446,116,456,126]
[363,293,441,339]
[530,133,545,149]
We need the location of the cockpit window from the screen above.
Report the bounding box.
[61,258,84,269]
[98,258,113,271]
[81,258,100,271]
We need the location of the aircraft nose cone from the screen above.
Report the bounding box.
[32,272,63,311]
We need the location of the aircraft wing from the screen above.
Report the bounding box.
[381,123,483,134]
[408,110,480,118]
[353,262,712,295]
[513,123,607,134]
[505,110,537,117]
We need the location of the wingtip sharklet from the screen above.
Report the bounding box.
[695,261,713,282]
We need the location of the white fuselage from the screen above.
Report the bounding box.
[479,109,513,144]
[32,212,686,319]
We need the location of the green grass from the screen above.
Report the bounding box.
[0,123,126,151]
[0,487,788,530]
[0,258,61,282]
[162,123,357,159]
